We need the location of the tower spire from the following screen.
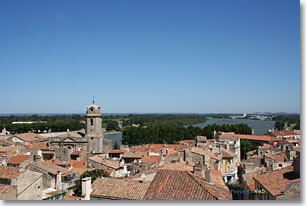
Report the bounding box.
[93,96,95,104]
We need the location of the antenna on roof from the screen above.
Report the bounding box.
[93,96,95,104]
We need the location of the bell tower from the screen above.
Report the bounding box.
[85,100,103,153]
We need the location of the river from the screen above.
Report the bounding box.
[105,117,276,146]
[192,117,275,135]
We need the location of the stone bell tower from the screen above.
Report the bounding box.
[85,101,103,153]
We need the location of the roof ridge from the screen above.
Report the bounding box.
[186,171,219,200]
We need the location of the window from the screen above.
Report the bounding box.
[90,119,93,126]
[279,164,282,167]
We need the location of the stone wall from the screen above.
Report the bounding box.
[11,170,43,200]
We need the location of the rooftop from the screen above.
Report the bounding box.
[13,133,47,142]
[89,156,120,169]
[91,177,151,200]
[219,133,283,142]
[221,149,235,158]
[7,154,31,165]
[31,161,72,176]
[144,169,231,200]
[0,166,21,179]
[253,168,300,197]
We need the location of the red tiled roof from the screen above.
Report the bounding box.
[7,155,30,165]
[46,159,65,166]
[70,168,93,177]
[91,177,151,200]
[28,142,50,150]
[68,160,85,168]
[222,149,235,158]
[0,145,27,159]
[0,166,21,179]
[270,131,283,136]
[265,154,286,162]
[71,151,80,156]
[122,151,143,159]
[0,139,14,145]
[12,133,46,142]
[196,136,207,142]
[89,156,120,169]
[208,169,227,187]
[159,163,194,172]
[141,156,159,165]
[108,150,125,154]
[259,144,272,150]
[246,150,256,155]
[179,140,195,145]
[31,161,72,176]
[144,169,231,200]
[281,131,298,136]
[63,195,81,200]
[219,134,283,142]
[191,147,220,160]
[253,168,299,197]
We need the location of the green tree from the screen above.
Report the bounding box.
[105,120,119,131]
[240,139,252,160]
[73,169,110,197]
[113,141,119,149]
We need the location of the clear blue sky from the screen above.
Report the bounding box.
[0,0,300,114]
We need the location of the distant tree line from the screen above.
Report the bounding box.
[122,123,252,145]
[121,114,207,127]
[0,115,84,134]
[273,114,300,130]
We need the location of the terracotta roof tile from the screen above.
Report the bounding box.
[179,140,195,145]
[253,168,300,197]
[89,156,120,169]
[0,139,14,145]
[219,134,283,142]
[71,151,80,156]
[144,169,231,200]
[0,166,21,179]
[108,150,125,154]
[91,177,151,200]
[31,161,72,175]
[281,131,298,136]
[141,156,160,165]
[260,144,272,149]
[28,142,50,150]
[196,136,207,141]
[122,151,143,159]
[63,195,81,200]
[68,160,85,168]
[46,159,65,166]
[191,147,220,160]
[222,149,235,158]
[265,154,286,162]
[13,133,47,142]
[7,154,30,165]
[270,131,283,136]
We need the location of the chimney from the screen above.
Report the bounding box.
[56,171,62,190]
[81,177,92,200]
[205,169,211,183]
[193,163,204,178]
[147,148,150,157]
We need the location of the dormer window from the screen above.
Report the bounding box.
[90,107,94,112]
